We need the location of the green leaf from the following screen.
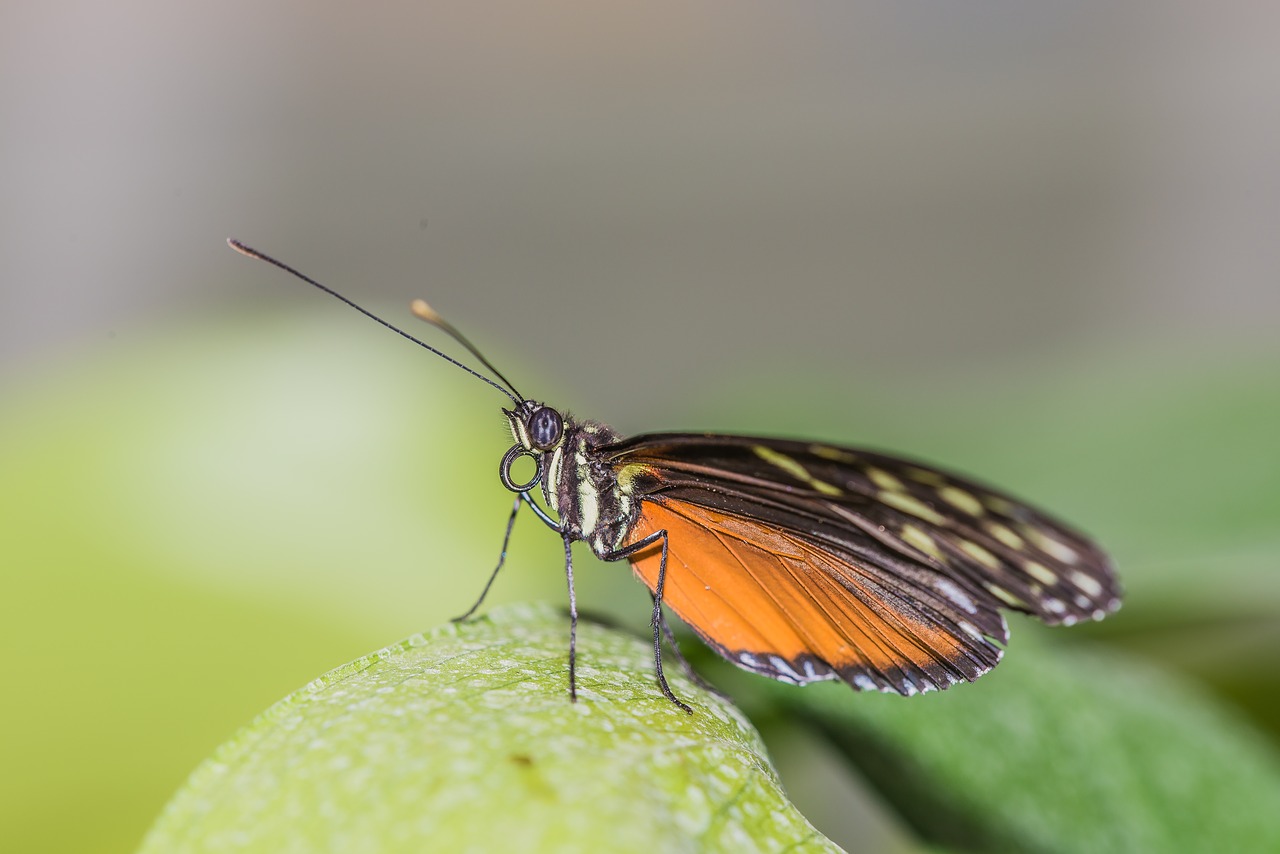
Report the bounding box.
[744,638,1280,854]
[140,603,839,854]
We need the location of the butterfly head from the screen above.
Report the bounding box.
[505,401,566,453]
[498,401,575,499]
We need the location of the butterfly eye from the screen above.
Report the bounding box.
[527,406,564,451]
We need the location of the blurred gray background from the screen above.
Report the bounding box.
[4,1,1277,412]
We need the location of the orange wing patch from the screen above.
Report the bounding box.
[625,501,1003,694]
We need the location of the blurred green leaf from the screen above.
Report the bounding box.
[140,603,838,854]
[729,639,1280,854]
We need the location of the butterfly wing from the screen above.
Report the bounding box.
[605,433,1120,694]
[624,500,1006,694]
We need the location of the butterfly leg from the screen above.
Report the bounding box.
[600,531,692,714]
[518,490,562,532]
[648,535,694,715]
[451,496,522,623]
[562,532,579,702]
[454,491,559,622]
[653,601,730,702]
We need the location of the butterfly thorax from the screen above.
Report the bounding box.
[540,416,640,556]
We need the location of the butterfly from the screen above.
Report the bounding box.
[230,239,1122,713]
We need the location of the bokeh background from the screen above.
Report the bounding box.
[3,3,1278,852]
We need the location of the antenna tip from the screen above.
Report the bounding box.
[410,299,440,322]
[227,238,255,258]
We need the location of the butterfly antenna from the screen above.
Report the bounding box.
[228,239,521,404]
[409,299,524,402]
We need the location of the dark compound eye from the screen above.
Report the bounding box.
[527,406,564,451]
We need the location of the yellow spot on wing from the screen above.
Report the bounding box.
[939,486,984,516]
[753,446,843,496]
[986,584,1025,607]
[1025,561,1059,586]
[901,524,943,559]
[878,490,945,525]
[906,466,946,487]
[1024,527,1080,563]
[1071,570,1104,598]
[616,463,652,494]
[984,521,1025,550]
[867,467,905,492]
[810,479,843,496]
[959,540,1000,569]
[753,446,808,480]
[984,495,1016,515]
[808,444,858,463]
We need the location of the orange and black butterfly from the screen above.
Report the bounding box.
[230,240,1122,713]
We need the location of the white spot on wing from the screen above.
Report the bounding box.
[935,579,978,614]
[770,655,803,682]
